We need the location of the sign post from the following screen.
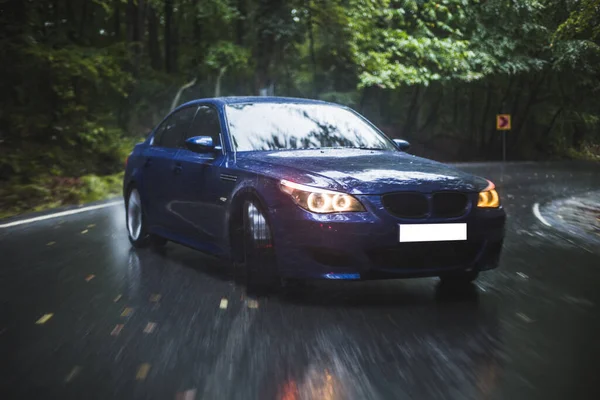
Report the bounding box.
[496,114,511,163]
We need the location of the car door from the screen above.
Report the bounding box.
[172,105,227,251]
[142,106,196,233]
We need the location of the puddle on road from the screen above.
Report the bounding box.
[539,191,600,252]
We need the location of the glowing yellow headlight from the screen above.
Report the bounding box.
[477,180,500,208]
[280,180,365,213]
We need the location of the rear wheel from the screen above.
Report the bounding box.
[126,187,167,248]
[241,199,279,292]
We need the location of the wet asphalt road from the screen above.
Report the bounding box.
[1,162,600,400]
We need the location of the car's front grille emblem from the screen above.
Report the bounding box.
[382,191,469,219]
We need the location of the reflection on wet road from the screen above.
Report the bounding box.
[1,162,599,399]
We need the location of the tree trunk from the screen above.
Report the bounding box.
[468,86,477,147]
[452,86,459,127]
[173,5,179,74]
[79,0,89,39]
[417,88,443,136]
[193,0,202,43]
[538,107,562,150]
[136,0,146,43]
[402,86,421,138]
[510,73,546,149]
[53,0,60,24]
[215,67,228,97]
[572,112,586,149]
[113,0,121,39]
[171,78,197,111]
[147,5,161,70]
[236,0,245,45]
[307,0,317,97]
[164,0,174,73]
[478,82,492,152]
[126,0,136,43]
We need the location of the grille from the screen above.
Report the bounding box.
[432,192,469,218]
[381,193,428,218]
[367,241,482,269]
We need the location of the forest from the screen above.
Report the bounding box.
[0,0,599,216]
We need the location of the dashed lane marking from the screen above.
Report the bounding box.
[143,322,157,334]
[114,294,122,303]
[111,324,124,336]
[0,201,122,229]
[121,307,134,317]
[65,366,81,383]
[219,298,228,309]
[36,313,53,324]
[176,389,197,400]
[85,274,95,282]
[149,294,161,302]
[136,364,151,380]
[516,312,534,323]
[46,241,56,246]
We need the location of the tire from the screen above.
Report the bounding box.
[241,199,279,293]
[439,270,479,285]
[126,187,167,248]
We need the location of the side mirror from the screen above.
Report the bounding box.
[185,136,217,153]
[393,139,410,151]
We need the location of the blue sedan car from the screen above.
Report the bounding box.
[124,97,505,288]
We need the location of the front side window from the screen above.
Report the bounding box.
[153,107,197,149]
[187,105,221,147]
[225,103,396,152]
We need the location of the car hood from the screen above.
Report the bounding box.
[236,149,489,194]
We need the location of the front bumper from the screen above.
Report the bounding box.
[269,194,506,280]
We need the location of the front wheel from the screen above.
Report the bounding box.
[126,187,167,248]
[241,200,279,292]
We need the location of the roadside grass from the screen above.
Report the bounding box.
[566,142,600,161]
[0,172,124,220]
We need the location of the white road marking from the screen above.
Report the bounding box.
[136,363,151,380]
[219,298,228,309]
[0,201,122,229]
[64,366,82,383]
[532,203,552,227]
[143,322,157,334]
[516,272,529,279]
[36,313,53,324]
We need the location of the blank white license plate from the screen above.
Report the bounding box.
[399,223,467,243]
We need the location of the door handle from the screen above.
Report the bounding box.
[174,163,183,174]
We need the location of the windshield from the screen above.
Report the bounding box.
[225,103,396,151]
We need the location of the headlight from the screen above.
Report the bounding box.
[280,180,365,213]
[477,180,500,208]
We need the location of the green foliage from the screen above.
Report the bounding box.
[349,0,495,88]
[1,0,599,217]
[206,41,251,72]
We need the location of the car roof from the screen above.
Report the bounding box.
[175,96,335,111]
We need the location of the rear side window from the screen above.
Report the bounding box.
[152,107,197,149]
[187,105,221,147]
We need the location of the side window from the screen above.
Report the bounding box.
[187,106,221,147]
[151,120,167,146]
[153,107,196,149]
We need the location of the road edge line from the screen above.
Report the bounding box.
[532,202,552,227]
[0,200,123,229]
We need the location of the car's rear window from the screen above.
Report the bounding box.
[225,103,396,151]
